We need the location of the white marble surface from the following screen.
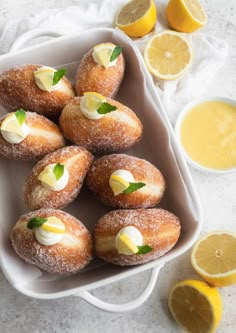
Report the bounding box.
[0,0,236,332]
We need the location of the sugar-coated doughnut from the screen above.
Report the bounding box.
[23,146,93,210]
[0,65,75,118]
[86,154,166,208]
[95,208,181,266]
[11,209,93,274]
[75,43,125,97]
[0,111,65,160]
[59,96,143,154]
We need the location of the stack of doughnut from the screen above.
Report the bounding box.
[0,41,181,275]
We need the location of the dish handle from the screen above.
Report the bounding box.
[9,28,67,53]
[74,264,163,313]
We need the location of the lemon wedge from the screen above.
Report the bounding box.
[38,166,57,188]
[93,43,116,69]
[116,233,139,255]
[41,216,65,234]
[34,67,55,92]
[1,113,26,144]
[191,231,236,287]
[115,0,157,38]
[144,30,193,80]
[38,165,57,188]
[109,174,130,196]
[80,92,106,120]
[166,0,207,33]
[168,280,222,333]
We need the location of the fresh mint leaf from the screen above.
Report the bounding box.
[53,163,64,181]
[122,182,146,194]
[15,108,26,125]
[97,102,117,114]
[110,46,122,62]
[27,217,47,229]
[136,245,152,255]
[52,68,67,86]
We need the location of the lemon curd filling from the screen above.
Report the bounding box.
[180,101,236,170]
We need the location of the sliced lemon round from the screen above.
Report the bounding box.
[166,0,207,33]
[93,43,116,68]
[109,174,130,196]
[116,233,138,255]
[191,231,236,287]
[144,30,193,80]
[1,113,25,143]
[168,280,222,333]
[115,0,157,38]
[41,216,65,234]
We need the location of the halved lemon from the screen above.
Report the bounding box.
[41,216,65,234]
[115,0,157,38]
[144,30,193,80]
[1,113,25,141]
[116,233,138,254]
[109,174,130,196]
[191,231,236,287]
[168,280,222,333]
[166,0,207,33]
[93,43,116,68]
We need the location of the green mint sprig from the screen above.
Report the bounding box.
[110,46,122,62]
[122,182,146,194]
[15,108,26,125]
[27,217,47,229]
[136,245,152,255]
[52,68,67,86]
[97,102,117,114]
[53,163,64,181]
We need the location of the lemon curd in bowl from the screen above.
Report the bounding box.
[175,97,236,172]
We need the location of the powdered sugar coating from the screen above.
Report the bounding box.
[11,209,93,275]
[23,145,93,210]
[86,154,166,208]
[95,208,181,266]
[0,111,65,160]
[75,47,125,97]
[0,64,75,118]
[59,97,143,154]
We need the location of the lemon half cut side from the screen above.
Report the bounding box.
[115,0,157,38]
[191,230,236,287]
[168,279,222,333]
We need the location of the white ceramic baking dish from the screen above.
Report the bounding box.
[0,27,202,312]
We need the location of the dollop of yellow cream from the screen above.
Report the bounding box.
[180,101,236,170]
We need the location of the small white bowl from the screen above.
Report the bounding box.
[175,96,236,174]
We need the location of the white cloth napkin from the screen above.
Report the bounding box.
[0,0,228,123]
